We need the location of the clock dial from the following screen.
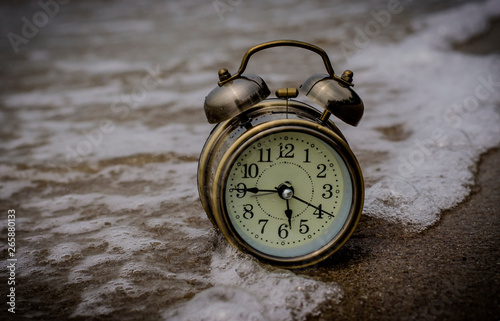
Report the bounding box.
[223,130,353,258]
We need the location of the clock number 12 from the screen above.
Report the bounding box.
[278,143,294,159]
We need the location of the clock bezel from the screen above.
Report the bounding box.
[211,118,364,268]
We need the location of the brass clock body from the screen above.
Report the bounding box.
[197,40,364,268]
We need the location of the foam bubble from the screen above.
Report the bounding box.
[167,239,342,321]
[347,0,500,231]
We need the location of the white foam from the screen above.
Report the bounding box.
[53,20,155,36]
[167,239,342,321]
[167,286,269,321]
[67,253,124,285]
[1,121,211,165]
[55,60,147,75]
[343,0,500,231]
[0,179,35,199]
[46,242,83,264]
[4,91,66,108]
[413,0,500,48]
[51,217,116,235]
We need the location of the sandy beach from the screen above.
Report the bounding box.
[304,147,500,320]
[303,20,500,321]
[1,1,499,320]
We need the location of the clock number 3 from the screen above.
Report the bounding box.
[322,184,333,199]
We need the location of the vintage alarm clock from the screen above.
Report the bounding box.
[198,40,364,268]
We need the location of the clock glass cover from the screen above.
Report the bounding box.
[223,129,353,259]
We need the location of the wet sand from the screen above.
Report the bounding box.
[302,147,499,320]
[302,19,500,321]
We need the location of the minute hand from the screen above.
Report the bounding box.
[291,195,335,218]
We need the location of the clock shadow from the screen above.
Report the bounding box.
[297,214,409,271]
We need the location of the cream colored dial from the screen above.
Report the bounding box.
[224,130,353,258]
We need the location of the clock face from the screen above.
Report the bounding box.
[222,129,354,260]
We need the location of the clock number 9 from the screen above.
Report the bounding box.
[235,183,247,198]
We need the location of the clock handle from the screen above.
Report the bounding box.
[218,40,352,87]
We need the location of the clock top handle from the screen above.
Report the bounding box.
[218,40,352,87]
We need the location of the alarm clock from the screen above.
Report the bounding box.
[197,40,364,268]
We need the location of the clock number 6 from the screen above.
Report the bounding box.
[278,223,289,239]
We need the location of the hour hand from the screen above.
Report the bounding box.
[246,187,276,194]
[229,187,276,194]
[285,199,293,228]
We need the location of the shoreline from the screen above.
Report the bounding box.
[304,147,500,320]
[306,15,500,321]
